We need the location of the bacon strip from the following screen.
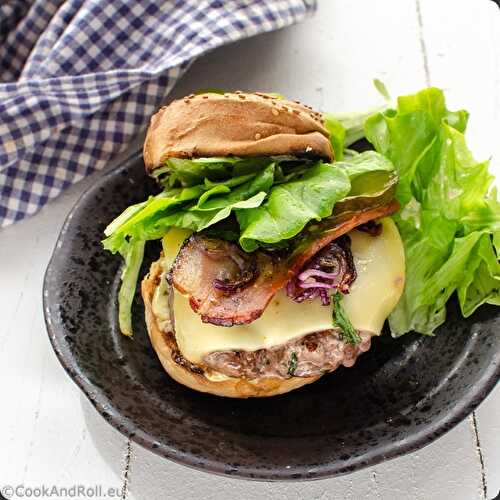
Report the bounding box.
[170,238,285,326]
[170,200,399,326]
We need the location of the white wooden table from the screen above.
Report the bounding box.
[1,1,499,499]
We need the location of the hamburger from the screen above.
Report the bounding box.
[103,91,405,398]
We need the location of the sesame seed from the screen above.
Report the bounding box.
[238,94,245,99]
[272,108,279,116]
[255,133,262,140]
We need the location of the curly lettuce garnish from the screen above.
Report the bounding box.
[365,87,499,336]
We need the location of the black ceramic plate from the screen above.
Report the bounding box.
[44,152,500,481]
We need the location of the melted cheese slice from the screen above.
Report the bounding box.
[153,219,405,364]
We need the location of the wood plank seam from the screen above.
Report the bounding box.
[418,1,493,498]
[371,471,383,500]
[471,413,488,499]
[121,440,132,499]
[415,0,431,86]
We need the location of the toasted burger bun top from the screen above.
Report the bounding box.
[143,92,334,172]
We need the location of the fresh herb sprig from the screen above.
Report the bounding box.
[332,292,361,345]
[288,352,298,376]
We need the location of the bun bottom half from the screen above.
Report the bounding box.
[141,260,321,398]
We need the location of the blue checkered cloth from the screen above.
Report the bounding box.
[0,0,314,227]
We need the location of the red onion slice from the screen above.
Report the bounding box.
[286,235,356,304]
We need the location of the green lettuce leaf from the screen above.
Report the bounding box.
[152,164,275,233]
[238,162,351,252]
[104,165,276,251]
[193,165,275,211]
[103,190,199,253]
[117,238,145,337]
[366,87,500,336]
[457,233,500,316]
[335,150,394,181]
[156,155,302,187]
[160,156,272,186]
[154,191,267,233]
[323,115,346,161]
[323,98,388,161]
[110,153,391,258]
[365,87,469,206]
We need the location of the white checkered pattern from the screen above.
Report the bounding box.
[0,0,315,226]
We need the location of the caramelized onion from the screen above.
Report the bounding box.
[286,236,356,305]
